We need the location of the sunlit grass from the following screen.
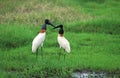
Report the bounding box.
[0,0,119,25]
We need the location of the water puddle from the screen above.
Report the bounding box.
[72,71,120,78]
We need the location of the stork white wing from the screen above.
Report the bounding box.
[58,36,71,53]
[32,33,46,53]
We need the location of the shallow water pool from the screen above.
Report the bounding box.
[72,71,120,78]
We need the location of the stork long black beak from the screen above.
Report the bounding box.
[53,25,60,29]
[48,22,55,27]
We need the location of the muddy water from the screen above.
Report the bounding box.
[72,71,120,78]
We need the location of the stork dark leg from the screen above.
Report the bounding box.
[36,48,39,60]
[41,47,43,59]
[58,51,60,60]
[63,49,66,60]
[58,48,62,60]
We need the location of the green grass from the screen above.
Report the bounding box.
[0,24,120,77]
[0,0,120,77]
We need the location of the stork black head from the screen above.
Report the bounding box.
[54,24,64,34]
[44,19,55,27]
[45,19,49,24]
[42,19,55,30]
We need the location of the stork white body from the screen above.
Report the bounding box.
[31,19,55,59]
[58,35,71,53]
[32,33,46,53]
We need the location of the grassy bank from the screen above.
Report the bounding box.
[0,24,120,77]
[0,0,120,77]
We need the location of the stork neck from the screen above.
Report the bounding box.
[41,23,47,30]
[59,34,64,37]
[58,28,64,37]
[40,29,46,33]
[59,27,64,34]
[40,23,46,33]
